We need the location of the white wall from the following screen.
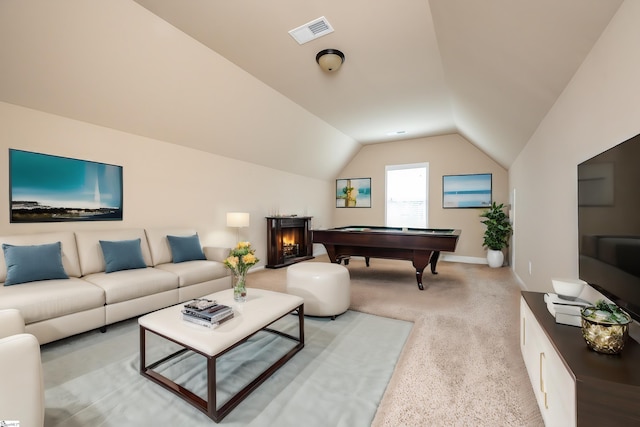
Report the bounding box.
[510,0,640,292]
[0,0,360,182]
[0,102,333,267]
[334,134,509,261]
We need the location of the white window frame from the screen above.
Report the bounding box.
[384,162,429,228]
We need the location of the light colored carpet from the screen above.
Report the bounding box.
[248,255,544,427]
[41,303,411,426]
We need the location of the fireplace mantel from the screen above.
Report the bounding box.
[265,216,314,268]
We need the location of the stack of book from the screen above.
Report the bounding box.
[181,298,234,329]
[544,293,591,327]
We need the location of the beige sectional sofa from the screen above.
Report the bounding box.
[0,227,231,344]
[0,308,44,427]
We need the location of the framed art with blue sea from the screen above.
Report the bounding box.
[442,173,492,209]
[9,149,123,222]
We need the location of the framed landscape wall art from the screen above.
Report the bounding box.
[9,149,123,222]
[336,178,371,208]
[442,173,492,208]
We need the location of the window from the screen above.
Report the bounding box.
[385,163,428,228]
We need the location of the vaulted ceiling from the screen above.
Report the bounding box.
[0,0,623,179]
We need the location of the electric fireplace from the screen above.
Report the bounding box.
[265,216,314,268]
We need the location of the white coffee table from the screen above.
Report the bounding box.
[139,288,304,422]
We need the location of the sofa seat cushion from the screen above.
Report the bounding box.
[155,260,229,287]
[83,268,178,304]
[0,278,105,324]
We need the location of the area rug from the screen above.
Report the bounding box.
[246,256,545,426]
[41,310,412,427]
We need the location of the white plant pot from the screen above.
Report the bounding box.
[487,249,504,268]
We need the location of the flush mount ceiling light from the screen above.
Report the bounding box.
[316,49,345,72]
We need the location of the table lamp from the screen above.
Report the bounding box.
[227,212,250,242]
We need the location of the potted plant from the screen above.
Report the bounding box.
[480,202,512,267]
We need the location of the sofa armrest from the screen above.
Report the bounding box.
[0,333,45,427]
[0,308,26,339]
[203,246,231,263]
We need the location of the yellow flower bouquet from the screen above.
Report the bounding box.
[224,241,259,301]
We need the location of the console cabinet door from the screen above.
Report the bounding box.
[520,298,547,418]
[520,297,576,427]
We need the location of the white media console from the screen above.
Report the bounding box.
[520,292,640,426]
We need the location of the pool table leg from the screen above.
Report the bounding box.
[413,251,430,290]
[340,256,369,266]
[429,251,441,274]
[413,250,442,290]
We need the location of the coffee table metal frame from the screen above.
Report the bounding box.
[139,301,304,422]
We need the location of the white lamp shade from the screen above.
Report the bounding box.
[227,212,250,228]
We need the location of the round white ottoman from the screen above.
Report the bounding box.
[286,262,350,319]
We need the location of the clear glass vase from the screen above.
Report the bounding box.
[233,273,247,302]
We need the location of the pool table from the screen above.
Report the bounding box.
[312,226,461,290]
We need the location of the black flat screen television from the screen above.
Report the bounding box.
[578,132,640,323]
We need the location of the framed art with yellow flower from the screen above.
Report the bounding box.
[336,178,371,208]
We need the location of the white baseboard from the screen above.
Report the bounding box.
[512,271,529,291]
[440,254,486,265]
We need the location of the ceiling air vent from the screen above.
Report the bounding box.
[289,16,334,45]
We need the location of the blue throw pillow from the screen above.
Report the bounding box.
[99,238,147,273]
[2,242,69,286]
[167,234,206,263]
